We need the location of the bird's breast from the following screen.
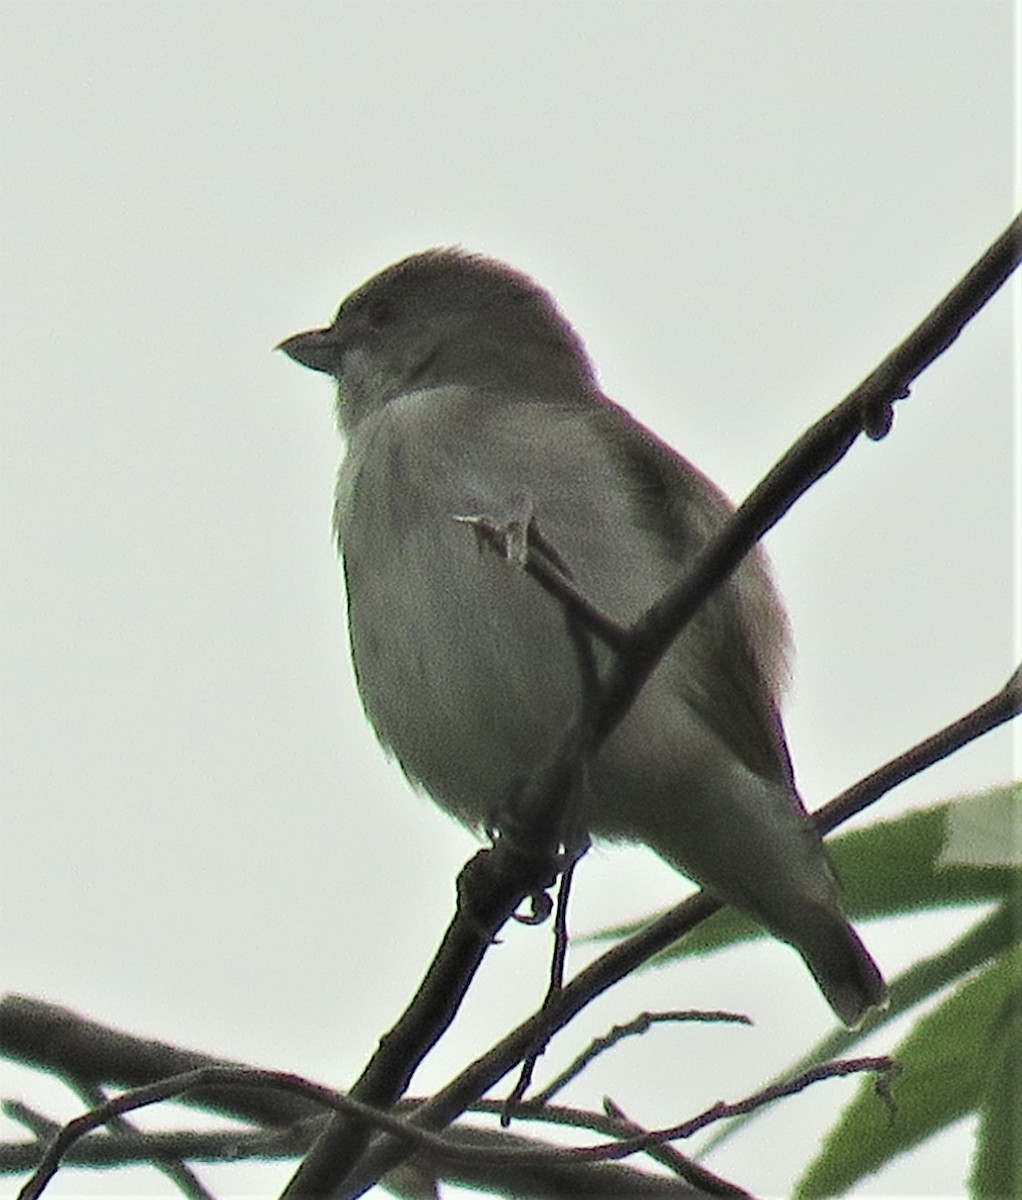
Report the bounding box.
[334,388,654,826]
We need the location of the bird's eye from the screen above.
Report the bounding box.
[365,298,395,330]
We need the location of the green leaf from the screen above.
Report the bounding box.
[937,785,1022,870]
[970,971,1022,1198]
[829,784,1019,919]
[794,945,1022,1198]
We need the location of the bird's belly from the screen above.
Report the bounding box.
[344,522,591,829]
[343,516,737,856]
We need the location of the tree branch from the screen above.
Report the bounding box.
[815,665,1021,833]
[10,216,1017,1200]
[1,999,711,1198]
[333,212,1022,1197]
[593,212,1021,747]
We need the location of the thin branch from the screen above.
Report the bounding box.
[591,213,1021,750]
[455,514,629,652]
[5,1049,708,1199]
[472,1096,754,1198]
[599,1098,753,1199]
[559,1056,900,1164]
[696,901,1017,1158]
[502,843,589,1121]
[2,1104,59,1143]
[15,1065,469,1200]
[66,1077,213,1200]
[1,1123,314,1173]
[0,1092,735,1196]
[815,665,1021,834]
[532,1010,753,1106]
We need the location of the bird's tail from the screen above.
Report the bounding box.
[793,907,888,1028]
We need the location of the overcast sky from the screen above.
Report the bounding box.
[1,3,1017,1198]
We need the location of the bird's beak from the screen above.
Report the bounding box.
[276,326,343,375]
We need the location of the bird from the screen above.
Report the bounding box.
[278,248,887,1027]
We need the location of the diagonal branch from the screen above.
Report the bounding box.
[815,665,1021,833]
[283,212,1022,1199]
[591,212,1021,748]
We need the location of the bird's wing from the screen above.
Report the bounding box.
[592,400,796,791]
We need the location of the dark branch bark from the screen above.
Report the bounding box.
[0,1015,714,1199]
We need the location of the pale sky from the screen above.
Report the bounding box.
[1,3,1018,1198]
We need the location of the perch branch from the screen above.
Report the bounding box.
[285,213,1022,1198]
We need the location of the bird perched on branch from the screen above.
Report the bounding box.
[279,249,887,1027]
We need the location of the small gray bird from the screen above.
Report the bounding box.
[279,249,887,1027]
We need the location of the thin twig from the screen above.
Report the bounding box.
[2,1088,713,1199]
[14,1063,733,1200]
[533,1010,753,1105]
[67,1077,214,1200]
[554,1056,899,1164]
[600,1097,754,1198]
[815,665,1021,834]
[501,848,585,1122]
[455,514,629,652]
[2,1103,59,1142]
[469,1094,754,1197]
[1,1001,708,1196]
[591,215,1022,750]
[1,1122,315,1174]
[16,1065,489,1200]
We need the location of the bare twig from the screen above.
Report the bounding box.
[501,893,566,1117]
[471,1095,754,1197]
[15,1065,485,1200]
[455,514,629,652]
[0,999,711,1196]
[502,838,589,1122]
[2,1098,715,1200]
[815,665,1022,834]
[3,1103,59,1143]
[2,1120,314,1174]
[550,1056,900,1164]
[12,1062,719,1200]
[592,214,1022,750]
[599,1097,753,1198]
[532,1009,753,1105]
[66,1077,213,1200]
